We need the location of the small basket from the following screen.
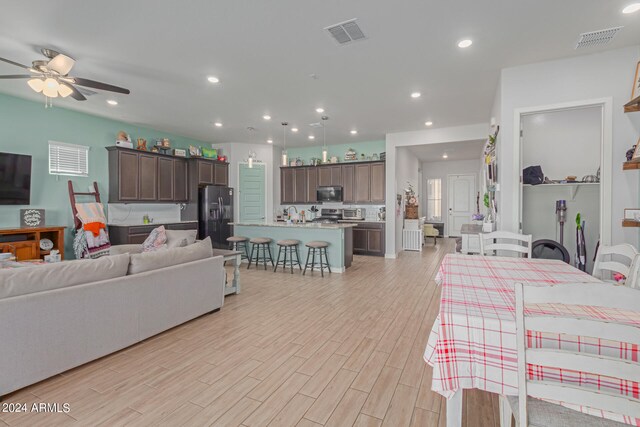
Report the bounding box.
[405,205,418,219]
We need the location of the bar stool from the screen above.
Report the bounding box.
[303,241,331,277]
[227,236,250,260]
[248,237,274,270]
[274,239,302,273]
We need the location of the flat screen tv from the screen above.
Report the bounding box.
[0,152,32,205]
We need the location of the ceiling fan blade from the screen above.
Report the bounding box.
[0,57,30,69]
[68,77,130,94]
[63,83,86,101]
[47,54,75,75]
[0,74,32,79]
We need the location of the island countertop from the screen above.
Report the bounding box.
[230,222,357,229]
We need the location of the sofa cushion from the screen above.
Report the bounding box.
[166,229,198,249]
[128,236,213,275]
[0,253,130,300]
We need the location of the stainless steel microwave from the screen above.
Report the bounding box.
[317,186,343,202]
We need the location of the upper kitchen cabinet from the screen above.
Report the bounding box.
[342,165,355,203]
[318,165,342,187]
[280,166,313,204]
[281,167,295,204]
[354,164,371,203]
[370,162,385,202]
[192,159,229,186]
[306,167,318,203]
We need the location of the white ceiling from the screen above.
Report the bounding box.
[0,1,638,147]
[408,139,485,162]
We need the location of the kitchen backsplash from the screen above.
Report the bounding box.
[108,203,184,225]
[278,203,384,221]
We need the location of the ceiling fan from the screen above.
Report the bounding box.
[0,48,130,101]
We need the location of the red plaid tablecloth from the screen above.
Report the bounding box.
[423,254,640,425]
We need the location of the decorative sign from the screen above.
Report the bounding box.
[20,209,45,228]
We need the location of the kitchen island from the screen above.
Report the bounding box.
[230,222,356,272]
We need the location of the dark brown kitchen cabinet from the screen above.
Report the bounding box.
[281,168,295,204]
[195,159,228,186]
[370,162,385,202]
[354,164,371,202]
[352,222,385,256]
[157,157,174,201]
[113,149,139,201]
[342,165,355,203]
[214,163,228,186]
[198,160,214,185]
[173,159,188,202]
[294,168,307,203]
[306,167,318,203]
[318,165,342,187]
[138,154,158,201]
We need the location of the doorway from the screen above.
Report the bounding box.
[447,174,476,237]
[238,163,266,223]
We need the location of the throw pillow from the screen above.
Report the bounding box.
[165,229,198,248]
[142,226,167,252]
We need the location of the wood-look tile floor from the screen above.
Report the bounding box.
[1,238,500,427]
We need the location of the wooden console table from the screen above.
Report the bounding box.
[0,226,66,261]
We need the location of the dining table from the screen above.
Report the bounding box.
[423,254,640,426]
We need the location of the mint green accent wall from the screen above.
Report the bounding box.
[286,140,385,163]
[0,93,210,257]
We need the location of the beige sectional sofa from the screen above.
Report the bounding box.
[0,237,225,398]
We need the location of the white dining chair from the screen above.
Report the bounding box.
[592,243,638,286]
[509,282,640,426]
[626,254,640,290]
[479,231,532,258]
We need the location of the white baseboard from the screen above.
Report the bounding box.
[385,253,397,259]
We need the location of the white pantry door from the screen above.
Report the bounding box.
[447,174,475,237]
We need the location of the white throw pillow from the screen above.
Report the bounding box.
[165,229,198,249]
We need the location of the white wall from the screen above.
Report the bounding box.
[385,123,488,256]
[522,107,601,180]
[496,45,640,247]
[422,159,482,236]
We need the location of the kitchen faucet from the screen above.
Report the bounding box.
[287,206,298,221]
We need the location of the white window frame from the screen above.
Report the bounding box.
[49,141,89,177]
[426,178,442,221]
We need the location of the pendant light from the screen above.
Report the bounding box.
[321,116,329,163]
[281,122,289,166]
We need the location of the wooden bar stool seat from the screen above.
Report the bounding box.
[303,241,331,277]
[226,236,250,260]
[274,239,302,273]
[248,237,274,270]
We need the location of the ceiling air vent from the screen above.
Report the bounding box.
[575,26,622,49]
[325,19,366,45]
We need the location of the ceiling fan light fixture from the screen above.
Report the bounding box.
[27,78,45,93]
[57,83,73,98]
[42,78,59,98]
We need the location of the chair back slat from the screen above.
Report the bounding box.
[515,282,640,425]
[526,349,640,383]
[480,231,532,258]
[593,244,638,285]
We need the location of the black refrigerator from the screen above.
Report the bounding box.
[198,186,234,249]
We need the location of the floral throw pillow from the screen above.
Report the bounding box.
[142,226,168,252]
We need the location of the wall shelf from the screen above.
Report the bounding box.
[623,160,640,170]
[522,182,599,200]
[622,219,640,227]
[624,95,640,113]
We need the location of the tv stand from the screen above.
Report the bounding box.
[0,226,66,261]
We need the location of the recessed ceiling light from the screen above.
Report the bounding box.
[107,99,118,106]
[442,153,448,159]
[410,92,421,98]
[316,107,325,113]
[350,130,358,135]
[263,115,271,120]
[267,139,273,144]
[425,121,433,126]
[308,135,315,140]
[214,122,222,127]
[458,39,473,48]
[623,3,640,13]
[291,128,299,132]
[207,76,220,83]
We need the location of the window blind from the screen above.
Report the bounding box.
[48,141,89,177]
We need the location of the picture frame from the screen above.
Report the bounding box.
[633,138,640,160]
[174,148,186,157]
[632,60,640,101]
[624,208,640,221]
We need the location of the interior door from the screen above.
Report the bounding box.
[239,163,265,223]
[447,174,475,237]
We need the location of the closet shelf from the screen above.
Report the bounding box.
[522,182,599,200]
